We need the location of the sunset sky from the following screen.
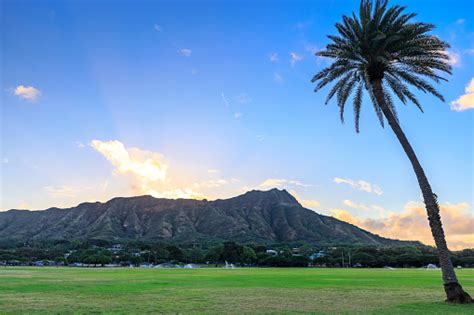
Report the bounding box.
[1,0,473,249]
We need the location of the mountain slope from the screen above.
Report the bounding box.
[0,189,413,246]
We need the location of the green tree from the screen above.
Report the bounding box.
[185,247,205,263]
[83,253,111,267]
[96,255,111,266]
[311,0,471,303]
[151,243,170,263]
[204,244,224,265]
[352,252,376,267]
[166,245,184,262]
[54,256,66,266]
[221,242,243,264]
[130,255,144,266]
[242,246,257,265]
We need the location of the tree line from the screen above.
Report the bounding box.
[1,240,473,268]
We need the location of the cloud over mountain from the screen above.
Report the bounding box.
[331,201,474,250]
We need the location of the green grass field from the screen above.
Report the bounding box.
[0,267,473,314]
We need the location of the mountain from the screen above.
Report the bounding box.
[0,189,414,246]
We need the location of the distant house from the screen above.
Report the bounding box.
[266,249,278,256]
[64,250,75,258]
[309,250,326,260]
[71,262,84,267]
[104,263,121,268]
[33,260,56,267]
[291,248,303,257]
[109,244,123,253]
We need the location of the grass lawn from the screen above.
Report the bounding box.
[0,267,473,314]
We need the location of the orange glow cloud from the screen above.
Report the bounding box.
[331,201,474,250]
[450,78,474,111]
[289,190,320,210]
[13,85,41,101]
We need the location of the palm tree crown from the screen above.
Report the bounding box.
[312,0,452,132]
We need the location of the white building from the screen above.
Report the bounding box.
[266,249,278,256]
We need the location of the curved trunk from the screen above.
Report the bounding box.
[371,79,472,304]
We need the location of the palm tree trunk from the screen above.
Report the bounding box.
[371,79,472,303]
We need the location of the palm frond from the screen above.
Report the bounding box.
[353,83,364,132]
[311,0,450,131]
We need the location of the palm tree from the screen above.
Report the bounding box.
[311,0,472,303]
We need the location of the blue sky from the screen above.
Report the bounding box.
[1,0,473,248]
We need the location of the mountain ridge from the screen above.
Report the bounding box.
[0,188,419,246]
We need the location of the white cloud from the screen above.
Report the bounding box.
[1,158,8,164]
[304,44,319,55]
[179,48,192,57]
[370,204,388,217]
[301,199,321,209]
[334,177,383,195]
[221,92,229,107]
[91,141,161,188]
[154,24,162,32]
[75,141,86,148]
[288,180,311,187]
[289,190,320,210]
[44,185,87,198]
[234,112,243,119]
[194,179,229,188]
[294,21,311,29]
[445,50,460,66]
[260,178,311,188]
[207,169,220,174]
[91,140,167,182]
[16,202,31,210]
[13,85,40,101]
[256,134,265,142]
[450,78,474,111]
[340,199,387,216]
[260,178,287,187]
[269,52,278,62]
[90,140,204,200]
[290,52,302,65]
[235,93,251,104]
[343,199,370,211]
[147,188,204,199]
[456,19,465,25]
[274,72,283,83]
